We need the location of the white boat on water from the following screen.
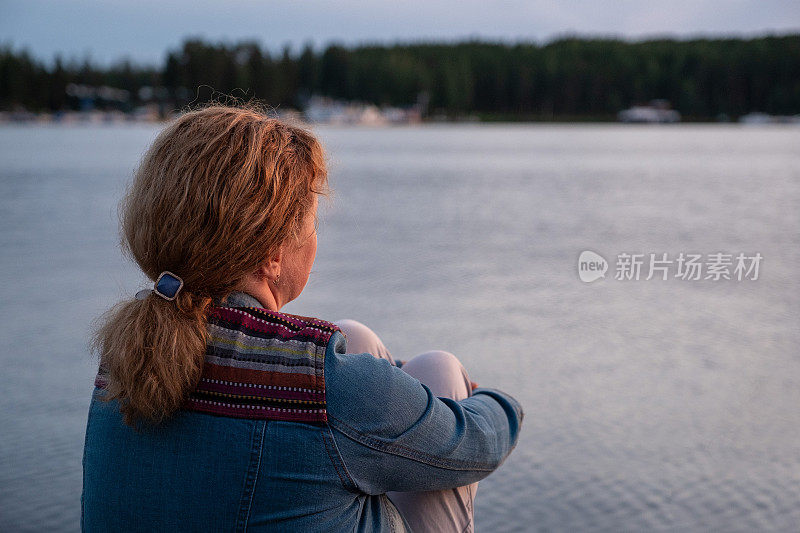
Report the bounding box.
[618,99,681,123]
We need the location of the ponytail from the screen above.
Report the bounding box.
[91,290,212,428]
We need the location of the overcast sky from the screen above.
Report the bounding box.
[2,0,799,65]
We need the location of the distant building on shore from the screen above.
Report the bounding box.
[618,100,681,123]
[303,95,422,125]
[739,112,800,125]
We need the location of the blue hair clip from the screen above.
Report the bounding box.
[153,271,184,301]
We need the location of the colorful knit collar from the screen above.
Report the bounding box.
[186,290,339,422]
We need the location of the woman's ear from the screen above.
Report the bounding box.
[251,247,282,283]
[263,247,283,281]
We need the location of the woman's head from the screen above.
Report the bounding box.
[93,104,329,428]
[124,104,327,299]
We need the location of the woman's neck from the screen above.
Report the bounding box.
[235,280,281,311]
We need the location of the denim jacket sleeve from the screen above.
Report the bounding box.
[323,330,524,495]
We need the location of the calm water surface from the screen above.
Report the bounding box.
[0,123,798,532]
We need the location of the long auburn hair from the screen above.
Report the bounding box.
[91,104,329,428]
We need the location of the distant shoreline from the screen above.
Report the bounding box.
[2,35,798,123]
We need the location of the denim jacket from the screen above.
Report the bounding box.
[82,291,524,532]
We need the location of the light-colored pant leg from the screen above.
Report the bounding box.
[334,319,477,533]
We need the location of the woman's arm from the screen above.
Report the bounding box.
[323,331,524,494]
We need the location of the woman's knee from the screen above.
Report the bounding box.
[401,350,471,401]
[333,319,393,363]
[409,350,462,371]
[333,318,368,339]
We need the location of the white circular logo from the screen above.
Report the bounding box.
[578,251,608,283]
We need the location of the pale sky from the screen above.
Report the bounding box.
[2,0,799,66]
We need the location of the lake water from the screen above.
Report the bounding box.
[0,122,799,532]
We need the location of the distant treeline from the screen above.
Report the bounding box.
[2,35,799,119]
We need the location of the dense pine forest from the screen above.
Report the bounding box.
[1,34,798,120]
